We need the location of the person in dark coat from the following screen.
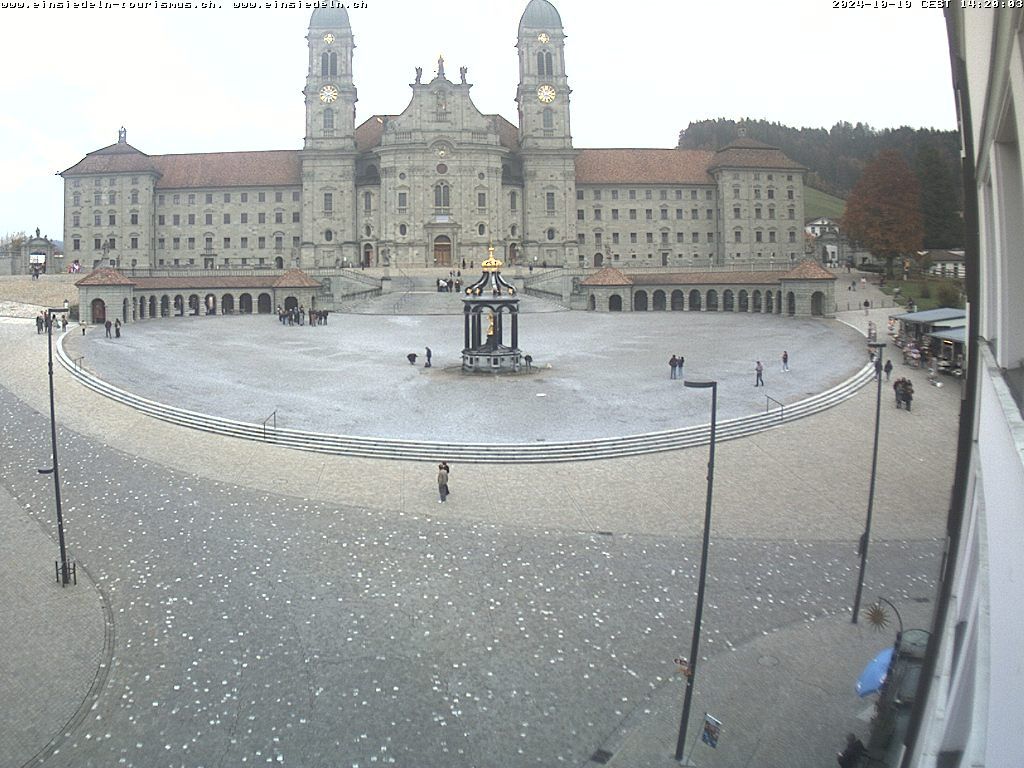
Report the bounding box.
[114,319,121,338]
[436,463,449,503]
[104,320,112,338]
[425,347,432,368]
[836,733,866,768]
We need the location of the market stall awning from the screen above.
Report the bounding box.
[924,327,966,344]
[888,307,966,324]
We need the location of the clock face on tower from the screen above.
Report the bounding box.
[536,84,556,104]
[537,32,550,43]
[319,85,339,103]
[322,33,335,44]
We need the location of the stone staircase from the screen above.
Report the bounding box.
[56,333,874,464]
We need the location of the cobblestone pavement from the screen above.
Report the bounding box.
[0,293,960,768]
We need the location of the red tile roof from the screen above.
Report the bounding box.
[154,151,301,189]
[782,260,837,280]
[62,145,303,189]
[708,137,806,172]
[575,149,716,184]
[626,271,781,286]
[75,268,320,290]
[581,267,632,286]
[355,116,389,152]
[76,268,137,286]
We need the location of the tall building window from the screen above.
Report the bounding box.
[510,191,517,211]
[478,192,487,209]
[542,108,554,130]
[72,193,81,206]
[323,108,335,135]
[324,192,333,212]
[545,192,555,212]
[364,192,372,212]
[397,191,407,210]
[536,50,553,76]
[434,183,450,211]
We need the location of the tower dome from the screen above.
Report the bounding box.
[309,6,350,29]
[518,0,562,33]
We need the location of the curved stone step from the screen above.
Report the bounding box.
[56,332,874,463]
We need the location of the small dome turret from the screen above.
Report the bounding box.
[518,0,562,34]
[309,6,350,29]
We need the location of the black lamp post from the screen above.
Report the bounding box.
[852,341,886,622]
[674,379,718,763]
[39,299,73,585]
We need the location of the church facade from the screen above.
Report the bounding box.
[59,0,806,273]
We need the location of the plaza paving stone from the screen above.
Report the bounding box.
[62,293,868,442]
[0,291,959,767]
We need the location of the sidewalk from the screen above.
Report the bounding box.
[0,481,108,768]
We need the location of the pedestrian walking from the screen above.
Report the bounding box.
[781,350,789,372]
[669,355,678,380]
[883,359,893,381]
[902,380,914,412]
[36,313,44,334]
[114,318,121,338]
[755,360,764,387]
[874,356,883,381]
[676,354,684,380]
[425,346,432,368]
[104,319,112,338]
[437,463,449,503]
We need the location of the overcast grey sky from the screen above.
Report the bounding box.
[0,0,957,243]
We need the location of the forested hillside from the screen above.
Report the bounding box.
[677,119,960,201]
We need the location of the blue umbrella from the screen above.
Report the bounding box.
[857,646,894,697]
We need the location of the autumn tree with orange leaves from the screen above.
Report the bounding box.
[842,150,923,278]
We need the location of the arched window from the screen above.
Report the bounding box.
[510,191,517,211]
[536,50,554,76]
[324,229,333,242]
[546,228,556,241]
[323,108,334,135]
[364,191,372,212]
[321,52,329,76]
[542,108,554,129]
[329,52,338,76]
[434,183,450,211]
[399,224,407,236]
[478,223,485,236]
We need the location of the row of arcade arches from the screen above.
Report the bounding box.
[89,292,307,323]
[589,288,826,317]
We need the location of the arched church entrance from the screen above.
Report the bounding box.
[433,236,452,267]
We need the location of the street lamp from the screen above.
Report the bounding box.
[852,341,887,622]
[675,379,718,763]
[38,299,74,586]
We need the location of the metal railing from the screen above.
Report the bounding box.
[765,395,785,420]
[262,410,277,441]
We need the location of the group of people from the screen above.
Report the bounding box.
[754,351,791,386]
[668,354,685,380]
[894,377,915,411]
[437,272,462,293]
[276,305,329,326]
[103,319,122,338]
[35,311,68,334]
